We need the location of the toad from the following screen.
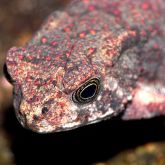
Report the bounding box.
[4,0,165,133]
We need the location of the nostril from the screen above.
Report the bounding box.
[42,107,49,114]
[3,63,13,84]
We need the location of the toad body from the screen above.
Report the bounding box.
[5,0,165,133]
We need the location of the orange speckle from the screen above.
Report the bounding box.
[28,55,33,60]
[64,27,71,32]
[79,32,86,38]
[41,37,47,44]
[90,29,96,35]
[87,47,96,56]
[141,3,150,10]
[51,41,58,46]
[84,0,90,4]
[153,43,159,49]
[113,9,121,15]
[18,54,24,60]
[88,5,96,11]
[46,56,51,61]
[129,30,137,37]
[58,102,66,108]
[66,52,70,58]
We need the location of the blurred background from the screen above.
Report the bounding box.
[0,1,165,165]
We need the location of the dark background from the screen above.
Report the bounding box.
[4,106,165,165]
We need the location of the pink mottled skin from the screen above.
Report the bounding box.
[5,0,165,133]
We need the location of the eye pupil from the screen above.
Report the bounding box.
[72,78,100,104]
[80,84,97,99]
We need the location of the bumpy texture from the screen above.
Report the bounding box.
[5,0,165,133]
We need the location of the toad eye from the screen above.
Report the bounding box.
[72,78,100,104]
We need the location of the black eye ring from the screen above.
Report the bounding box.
[72,78,100,104]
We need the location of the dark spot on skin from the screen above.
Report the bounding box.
[33,115,39,121]
[42,107,49,114]
[52,80,57,87]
